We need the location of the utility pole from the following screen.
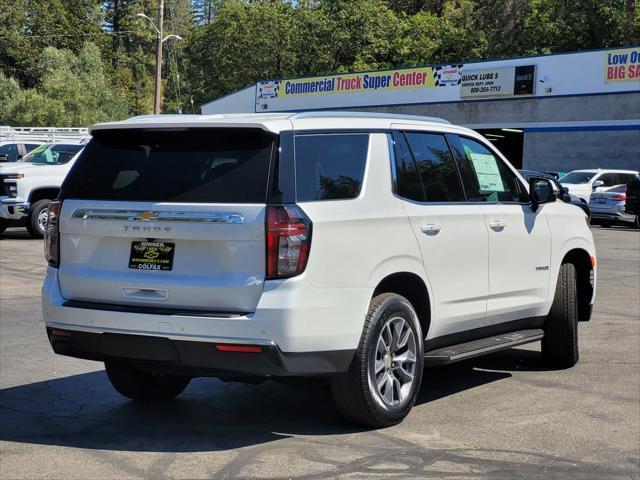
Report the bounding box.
[137,5,181,115]
[153,0,165,115]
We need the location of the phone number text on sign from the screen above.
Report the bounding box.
[460,67,516,98]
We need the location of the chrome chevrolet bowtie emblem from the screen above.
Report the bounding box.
[138,211,156,221]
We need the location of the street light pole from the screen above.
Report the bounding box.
[153,0,164,115]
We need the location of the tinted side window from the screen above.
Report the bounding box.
[598,173,618,187]
[51,144,83,164]
[618,174,633,185]
[456,137,526,203]
[0,144,19,161]
[25,144,41,152]
[404,132,464,202]
[295,134,368,201]
[392,132,424,201]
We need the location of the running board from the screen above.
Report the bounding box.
[423,329,544,366]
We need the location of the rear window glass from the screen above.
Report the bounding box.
[561,171,597,184]
[61,129,275,203]
[295,134,369,201]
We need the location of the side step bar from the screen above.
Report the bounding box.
[423,329,544,366]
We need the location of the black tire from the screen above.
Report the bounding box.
[105,361,191,401]
[331,293,424,427]
[542,263,579,368]
[0,218,7,235]
[634,215,640,229]
[26,199,51,238]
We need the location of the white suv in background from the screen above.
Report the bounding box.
[42,112,597,427]
[560,169,639,203]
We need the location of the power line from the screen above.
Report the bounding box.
[0,30,138,39]
[166,0,196,113]
[167,1,182,112]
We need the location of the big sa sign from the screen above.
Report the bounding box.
[605,48,640,82]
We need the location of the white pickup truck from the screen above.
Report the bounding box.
[0,141,86,237]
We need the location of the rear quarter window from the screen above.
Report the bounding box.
[294,133,369,201]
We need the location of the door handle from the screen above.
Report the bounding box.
[489,221,506,232]
[421,224,441,236]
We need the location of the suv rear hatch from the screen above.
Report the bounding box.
[57,128,276,313]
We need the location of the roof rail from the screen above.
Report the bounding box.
[0,126,90,143]
[291,111,451,124]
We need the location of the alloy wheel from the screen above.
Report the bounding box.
[372,316,417,406]
[37,208,49,233]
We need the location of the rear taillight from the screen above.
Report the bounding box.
[44,200,61,267]
[265,205,311,279]
[215,344,262,353]
[612,194,627,201]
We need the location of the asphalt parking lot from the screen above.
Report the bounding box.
[0,226,638,480]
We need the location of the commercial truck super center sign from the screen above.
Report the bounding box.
[255,65,462,111]
[254,63,535,111]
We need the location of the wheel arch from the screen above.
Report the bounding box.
[561,248,594,322]
[372,272,432,339]
[29,187,60,204]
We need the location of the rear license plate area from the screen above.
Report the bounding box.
[129,241,175,271]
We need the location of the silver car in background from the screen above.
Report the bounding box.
[589,184,636,227]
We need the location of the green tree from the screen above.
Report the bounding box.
[2,0,638,120]
[185,0,299,105]
[519,0,639,54]
[2,43,129,127]
[318,0,405,71]
[0,0,106,88]
[0,72,24,124]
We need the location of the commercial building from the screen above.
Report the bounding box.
[202,47,640,172]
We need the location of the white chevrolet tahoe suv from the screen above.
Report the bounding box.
[42,112,597,427]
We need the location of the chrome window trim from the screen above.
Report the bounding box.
[71,208,245,224]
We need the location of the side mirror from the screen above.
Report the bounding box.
[529,177,556,212]
[592,180,604,190]
[16,154,23,160]
[559,186,572,203]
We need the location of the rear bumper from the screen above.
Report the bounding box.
[42,266,369,375]
[46,327,354,377]
[590,210,635,223]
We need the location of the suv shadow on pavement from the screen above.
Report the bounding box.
[0,351,532,453]
[0,229,39,241]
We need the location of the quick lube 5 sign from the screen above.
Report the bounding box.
[460,67,516,98]
[461,65,536,98]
